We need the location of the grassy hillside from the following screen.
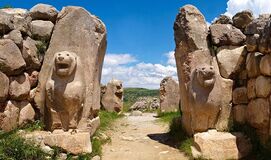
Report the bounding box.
[123,88,159,111]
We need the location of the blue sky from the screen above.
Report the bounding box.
[1,0,271,88]
[0,0,227,64]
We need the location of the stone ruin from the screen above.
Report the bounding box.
[159,76,180,112]
[101,79,124,113]
[0,3,106,155]
[174,4,271,159]
[130,97,159,111]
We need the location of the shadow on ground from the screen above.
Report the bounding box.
[147,133,180,149]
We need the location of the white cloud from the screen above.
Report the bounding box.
[104,53,137,66]
[225,0,271,17]
[101,52,177,89]
[165,51,176,66]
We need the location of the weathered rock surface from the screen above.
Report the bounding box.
[30,20,54,41]
[174,5,208,54]
[9,73,31,101]
[233,105,247,124]
[130,97,159,111]
[0,72,9,102]
[259,19,271,54]
[246,34,259,52]
[4,29,23,46]
[192,130,251,160]
[0,39,26,76]
[174,5,233,135]
[247,78,256,100]
[22,37,41,70]
[233,87,248,104]
[0,11,14,34]
[150,98,159,110]
[24,130,92,155]
[247,98,270,131]
[0,101,19,131]
[210,24,246,46]
[35,6,107,132]
[213,15,232,24]
[216,46,247,79]
[18,101,35,125]
[44,131,92,155]
[88,117,100,137]
[245,14,270,35]
[260,54,271,76]
[28,70,39,88]
[30,3,58,22]
[246,52,262,78]
[159,77,180,112]
[233,10,253,30]
[255,76,271,98]
[101,79,123,112]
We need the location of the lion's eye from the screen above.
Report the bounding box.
[67,54,69,56]
[202,67,205,70]
[58,54,61,56]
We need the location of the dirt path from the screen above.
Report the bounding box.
[102,113,189,160]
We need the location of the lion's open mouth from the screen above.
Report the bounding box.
[204,78,215,86]
[57,62,70,70]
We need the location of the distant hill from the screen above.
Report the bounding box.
[123,88,159,111]
[124,88,159,102]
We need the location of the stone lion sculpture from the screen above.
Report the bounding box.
[101,79,123,112]
[188,64,221,132]
[45,51,86,131]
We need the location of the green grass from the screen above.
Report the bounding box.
[0,122,49,160]
[157,111,181,123]
[88,111,124,159]
[0,112,124,160]
[157,111,194,158]
[35,40,49,56]
[98,110,124,131]
[123,88,159,112]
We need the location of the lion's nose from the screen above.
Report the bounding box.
[58,56,64,61]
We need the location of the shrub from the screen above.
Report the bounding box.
[0,127,48,160]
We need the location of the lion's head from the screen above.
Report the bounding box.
[54,51,77,77]
[195,64,216,88]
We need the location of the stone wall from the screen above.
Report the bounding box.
[0,4,57,131]
[174,5,271,144]
[0,4,107,136]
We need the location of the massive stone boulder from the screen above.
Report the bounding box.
[22,37,41,70]
[101,79,123,112]
[4,29,23,46]
[232,10,254,30]
[0,72,9,102]
[30,20,54,41]
[216,46,247,79]
[210,24,246,46]
[35,6,107,132]
[9,73,31,101]
[30,3,58,22]
[192,130,251,160]
[174,5,233,135]
[0,39,26,76]
[159,76,180,112]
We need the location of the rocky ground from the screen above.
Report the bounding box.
[102,113,188,160]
